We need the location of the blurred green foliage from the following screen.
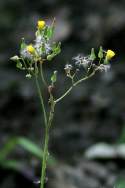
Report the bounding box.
[0,137,56,171]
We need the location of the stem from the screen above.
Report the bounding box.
[40,62,48,87]
[35,72,48,188]
[55,86,73,103]
[40,94,55,188]
[40,127,49,188]
[34,64,55,188]
[55,70,96,103]
[35,66,47,127]
[48,94,56,129]
[35,64,47,127]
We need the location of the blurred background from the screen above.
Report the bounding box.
[0,0,125,188]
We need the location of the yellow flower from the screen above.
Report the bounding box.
[27,45,35,54]
[106,50,115,60]
[37,20,45,30]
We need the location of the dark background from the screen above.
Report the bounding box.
[0,0,125,188]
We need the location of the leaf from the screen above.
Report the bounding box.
[16,61,22,69]
[47,53,55,61]
[44,19,55,40]
[47,42,61,61]
[35,30,41,37]
[98,46,103,59]
[18,137,42,158]
[1,159,23,171]
[47,25,54,39]
[89,48,96,61]
[115,179,125,188]
[51,71,57,83]
[0,138,18,161]
[54,42,61,55]
[117,125,125,144]
[20,38,26,50]
[43,26,48,38]
[0,137,56,167]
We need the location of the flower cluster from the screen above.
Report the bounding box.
[64,47,115,81]
[11,19,61,78]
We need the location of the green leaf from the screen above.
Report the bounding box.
[51,71,57,83]
[1,159,23,171]
[54,42,61,55]
[0,138,17,161]
[47,42,61,61]
[0,137,56,167]
[20,38,26,50]
[115,179,125,188]
[47,26,54,39]
[89,48,96,61]
[47,54,55,61]
[16,61,22,69]
[35,30,41,37]
[43,26,48,38]
[98,46,103,59]
[18,137,42,158]
[117,125,125,144]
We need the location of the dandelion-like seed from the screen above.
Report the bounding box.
[73,54,83,66]
[20,48,33,60]
[64,64,73,75]
[97,64,111,72]
[73,54,90,69]
[81,57,91,68]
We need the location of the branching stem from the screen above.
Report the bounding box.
[55,70,96,103]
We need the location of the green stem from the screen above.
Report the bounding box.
[40,94,55,188]
[35,63,56,188]
[40,62,48,87]
[48,95,56,129]
[40,127,49,188]
[35,76,47,127]
[55,70,96,103]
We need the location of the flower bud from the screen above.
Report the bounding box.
[26,74,32,78]
[10,55,20,61]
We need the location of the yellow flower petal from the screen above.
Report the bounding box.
[37,20,45,30]
[27,45,35,54]
[106,50,115,60]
